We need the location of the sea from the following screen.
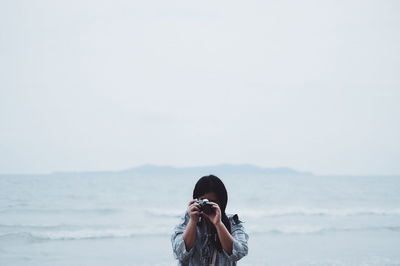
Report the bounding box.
[1,172,400,266]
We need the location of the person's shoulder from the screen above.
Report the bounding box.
[175,211,190,225]
[181,211,190,221]
[227,213,243,226]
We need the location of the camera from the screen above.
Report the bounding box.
[196,199,214,214]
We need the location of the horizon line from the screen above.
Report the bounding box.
[0,163,399,176]
[1,163,309,175]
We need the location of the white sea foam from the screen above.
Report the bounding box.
[1,223,399,241]
[238,207,400,218]
[143,207,400,219]
[0,208,120,214]
[0,228,169,241]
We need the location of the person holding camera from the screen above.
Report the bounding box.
[171,175,249,265]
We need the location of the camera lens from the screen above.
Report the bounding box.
[197,199,213,214]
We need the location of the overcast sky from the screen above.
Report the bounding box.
[0,0,399,175]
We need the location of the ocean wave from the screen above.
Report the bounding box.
[145,209,183,218]
[0,223,111,231]
[0,229,169,241]
[144,207,400,219]
[239,208,400,218]
[1,225,399,242]
[2,207,399,219]
[247,225,400,235]
[0,208,120,215]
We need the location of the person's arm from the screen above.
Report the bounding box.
[202,203,249,260]
[222,219,249,261]
[182,217,197,250]
[171,199,200,262]
[202,202,233,254]
[182,199,200,251]
[215,220,234,254]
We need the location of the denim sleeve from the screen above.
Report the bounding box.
[222,220,249,261]
[171,213,195,263]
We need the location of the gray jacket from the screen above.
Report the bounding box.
[171,212,249,265]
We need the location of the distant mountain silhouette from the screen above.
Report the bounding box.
[119,163,313,176]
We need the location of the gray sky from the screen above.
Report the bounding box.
[1,0,399,175]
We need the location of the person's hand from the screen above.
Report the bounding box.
[201,202,221,226]
[187,199,200,223]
